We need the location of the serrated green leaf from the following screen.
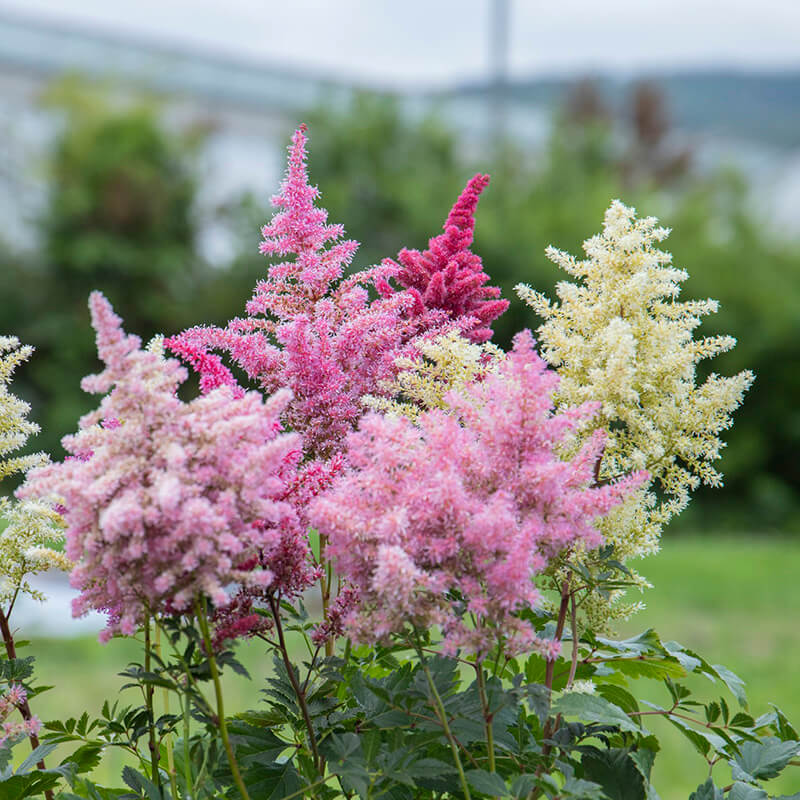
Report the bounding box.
[712,664,747,708]
[581,748,646,800]
[728,782,767,800]
[688,778,723,800]
[466,769,507,796]
[510,774,538,798]
[730,737,800,781]
[553,693,640,733]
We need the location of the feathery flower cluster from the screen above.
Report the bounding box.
[517,201,752,621]
[21,293,307,642]
[0,337,46,482]
[0,684,40,747]
[363,330,503,421]
[0,337,68,604]
[383,173,508,344]
[311,332,646,657]
[168,126,428,458]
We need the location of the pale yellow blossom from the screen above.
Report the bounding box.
[517,201,752,622]
[0,337,69,605]
[363,331,503,421]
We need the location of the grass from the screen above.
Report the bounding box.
[617,533,800,797]
[12,533,800,797]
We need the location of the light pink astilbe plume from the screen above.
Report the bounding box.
[384,174,509,344]
[20,293,313,642]
[310,331,647,658]
[166,125,439,458]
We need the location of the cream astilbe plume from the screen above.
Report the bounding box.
[517,201,753,625]
[0,337,68,605]
[363,331,504,421]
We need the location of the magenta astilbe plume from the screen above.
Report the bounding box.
[20,293,310,642]
[310,331,647,658]
[166,125,432,458]
[385,174,509,343]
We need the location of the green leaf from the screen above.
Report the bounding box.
[688,778,723,800]
[581,748,646,800]
[510,774,538,798]
[235,761,303,800]
[728,783,767,800]
[226,721,288,765]
[712,664,748,708]
[552,692,640,733]
[664,716,726,757]
[730,737,800,781]
[120,766,164,800]
[16,743,58,774]
[320,732,370,798]
[466,769,507,796]
[61,743,103,775]
[595,685,640,717]
[525,683,551,727]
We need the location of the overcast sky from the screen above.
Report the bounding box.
[1,0,800,87]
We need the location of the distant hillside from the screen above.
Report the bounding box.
[447,71,800,148]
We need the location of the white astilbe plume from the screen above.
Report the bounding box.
[516,201,753,625]
[0,337,68,605]
[363,331,503,421]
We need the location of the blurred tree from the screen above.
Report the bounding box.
[1,78,209,460]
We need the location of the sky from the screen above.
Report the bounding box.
[1,0,800,88]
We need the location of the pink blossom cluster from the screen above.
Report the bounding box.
[21,293,311,642]
[310,332,647,657]
[166,126,505,458]
[383,173,509,344]
[0,684,40,747]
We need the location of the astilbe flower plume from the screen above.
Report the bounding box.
[383,173,509,344]
[0,337,68,605]
[517,201,753,626]
[21,293,309,642]
[167,125,437,459]
[310,332,646,658]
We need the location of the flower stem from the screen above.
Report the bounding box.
[154,625,179,800]
[318,533,334,659]
[475,664,496,773]
[268,595,322,773]
[183,685,192,799]
[195,598,251,800]
[0,607,54,800]
[143,614,162,790]
[413,638,472,800]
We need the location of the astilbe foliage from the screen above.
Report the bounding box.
[383,173,509,344]
[21,293,309,642]
[0,337,68,605]
[310,331,647,658]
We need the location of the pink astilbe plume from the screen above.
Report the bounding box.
[20,293,313,642]
[384,173,509,344]
[166,125,441,458]
[310,331,647,658]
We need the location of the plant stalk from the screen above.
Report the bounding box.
[144,614,162,790]
[413,639,472,800]
[195,598,251,800]
[0,607,54,800]
[475,664,496,773]
[268,595,322,773]
[154,624,179,800]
